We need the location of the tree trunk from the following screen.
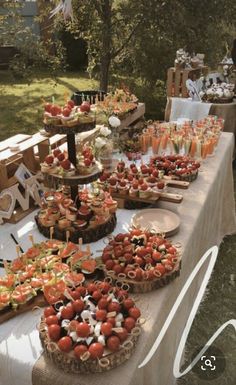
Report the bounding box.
[99,0,112,92]
[100,56,110,92]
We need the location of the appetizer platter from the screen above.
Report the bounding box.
[39,279,142,373]
[35,189,117,244]
[0,236,99,324]
[101,229,181,293]
[96,158,198,209]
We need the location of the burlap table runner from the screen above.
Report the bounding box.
[32,132,236,385]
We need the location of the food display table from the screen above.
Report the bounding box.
[165,97,236,136]
[0,132,235,385]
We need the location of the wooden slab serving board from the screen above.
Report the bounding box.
[112,191,183,205]
[0,293,46,324]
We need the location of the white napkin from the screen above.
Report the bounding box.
[169,97,212,122]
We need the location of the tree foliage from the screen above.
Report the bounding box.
[0,0,65,79]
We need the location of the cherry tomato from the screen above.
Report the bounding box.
[70,290,81,300]
[128,307,141,320]
[98,298,109,309]
[113,264,123,275]
[152,250,162,262]
[69,320,79,331]
[117,289,128,299]
[123,298,134,310]
[44,306,56,318]
[134,268,143,281]
[98,282,111,294]
[116,328,128,342]
[102,252,112,263]
[105,260,115,270]
[45,315,59,326]
[61,304,75,320]
[154,264,166,276]
[123,253,133,263]
[167,246,177,254]
[96,309,107,321]
[76,322,90,337]
[107,336,120,351]
[101,322,113,336]
[58,336,72,352]
[48,324,61,341]
[74,344,88,360]
[123,317,136,332]
[108,302,121,313]
[86,283,97,294]
[72,299,84,313]
[92,290,102,301]
[76,286,86,296]
[88,342,104,359]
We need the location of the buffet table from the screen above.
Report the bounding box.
[0,132,235,385]
[165,97,236,136]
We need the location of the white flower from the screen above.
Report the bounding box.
[100,126,111,137]
[108,116,121,128]
[95,137,107,149]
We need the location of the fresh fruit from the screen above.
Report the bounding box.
[57,153,65,162]
[101,322,113,336]
[128,307,141,320]
[74,344,88,360]
[62,107,71,117]
[84,158,92,167]
[67,100,75,109]
[48,324,61,341]
[44,103,52,113]
[72,299,84,313]
[107,336,120,351]
[45,155,54,165]
[45,315,59,326]
[96,309,107,321]
[80,101,91,113]
[44,306,56,318]
[58,336,72,352]
[61,304,75,320]
[53,148,61,157]
[76,322,90,338]
[88,342,104,359]
[123,317,136,332]
[60,159,71,170]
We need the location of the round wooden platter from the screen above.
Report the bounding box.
[39,319,141,373]
[42,162,103,186]
[44,120,96,135]
[35,213,117,244]
[104,261,181,294]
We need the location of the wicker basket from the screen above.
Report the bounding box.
[39,320,141,373]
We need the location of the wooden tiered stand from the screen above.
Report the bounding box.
[35,121,117,243]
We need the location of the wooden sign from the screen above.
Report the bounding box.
[0,174,44,224]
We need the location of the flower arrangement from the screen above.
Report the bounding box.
[94,125,113,157]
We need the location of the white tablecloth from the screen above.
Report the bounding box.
[0,132,235,385]
[169,97,212,121]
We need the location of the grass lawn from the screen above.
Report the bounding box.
[0,70,98,141]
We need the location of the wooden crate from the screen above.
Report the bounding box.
[0,133,66,191]
[166,66,208,98]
